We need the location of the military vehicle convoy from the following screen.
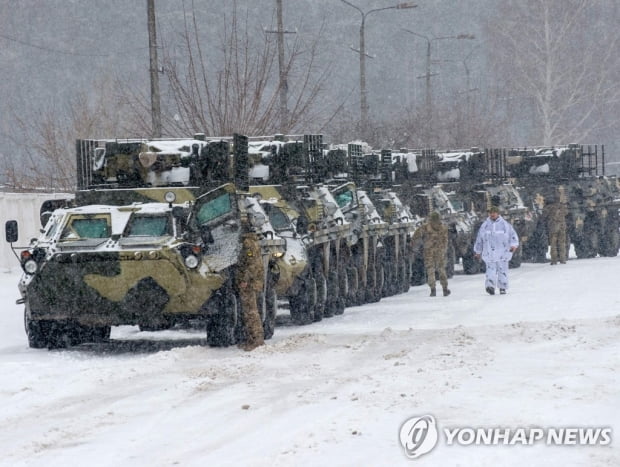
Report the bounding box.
[488,145,620,261]
[390,143,619,271]
[5,132,619,350]
[246,135,398,317]
[6,133,405,349]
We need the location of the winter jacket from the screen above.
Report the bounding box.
[543,202,568,235]
[412,219,449,264]
[473,215,519,263]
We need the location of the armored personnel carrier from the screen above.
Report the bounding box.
[249,182,351,324]
[498,145,620,260]
[245,134,354,323]
[330,143,417,296]
[331,182,389,304]
[6,135,286,348]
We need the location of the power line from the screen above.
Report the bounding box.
[0,32,150,58]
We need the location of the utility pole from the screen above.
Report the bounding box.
[265,0,296,134]
[276,0,288,132]
[403,30,474,137]
[342,1,417,140]
[147,0,162,138]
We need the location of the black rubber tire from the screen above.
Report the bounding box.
[24,310,51,349]
[324,270,338,318]
[446,244,456,278]
[262,286,278,340]
[313,271,327,322]
[335,268,347,315]
[462,250,481,275]
[206,288,239,347]
[346,266,359,307]
[599,217,620,257]
[399,258,410,294]
[290,276,317,325]
[410,256,426,285]
[89,325,112,342]
[509,248,522,268]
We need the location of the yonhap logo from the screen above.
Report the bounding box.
[399,415,439,459]
[398,414,612,459]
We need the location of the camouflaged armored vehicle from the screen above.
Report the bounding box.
[6,135,287,348]
[366,188,416,296]
[331,182,389,304]
[500,145,620,260]
[330,143,416,297]
[249,182,351,324]
[6,183,285,349]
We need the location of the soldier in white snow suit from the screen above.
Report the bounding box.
[473,205,519,295]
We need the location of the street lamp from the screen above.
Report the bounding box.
[403,30,475,122]
[341,1,417,138]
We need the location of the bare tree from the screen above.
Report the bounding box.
[1,76,133,191]
[160,1,335,137]
[487,0,620,145]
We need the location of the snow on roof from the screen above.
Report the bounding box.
[534,146,571,157]
[436,151,475,163]
[146,139,208,156]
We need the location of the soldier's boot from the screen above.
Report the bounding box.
[499,289,506,295]
[240,310,265,351]
[486,286,495,295]
[443,287,451,297]
[430,287,436,297]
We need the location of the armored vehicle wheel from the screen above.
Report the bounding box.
[509,248,522,268]
[574,220,599,259]
[462,250,480,275]
[346,266,359,306]
[335,270,346,315]
[573,236,589,258]
[38,320,88,349]
[399,258,410,294]
[24,310,52,349]
[365,265,379,303]
[290,276,317,325]
[522,221,547,263]
[313,271,327,322]
[206,287,240,347]
[70,323,112,345]
[599,216,620,257]
[410,256,426,285]
[262,283,278,340]
[373,264,385,303]
[382,261,395,297]
[324,270,338,317]
[389,261,401,296]
[89,325,112,342]
[446,244,456,278]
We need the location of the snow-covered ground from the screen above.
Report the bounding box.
[0,256,618,467]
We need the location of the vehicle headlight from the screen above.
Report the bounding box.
[164,191,176,204]
[24,259,38,275]
[184,254,199,269]
[272,251,284,258]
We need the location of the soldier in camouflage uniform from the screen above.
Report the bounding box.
[411,212,451,297]
[543,198,568,265]
[235,232,265,351]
